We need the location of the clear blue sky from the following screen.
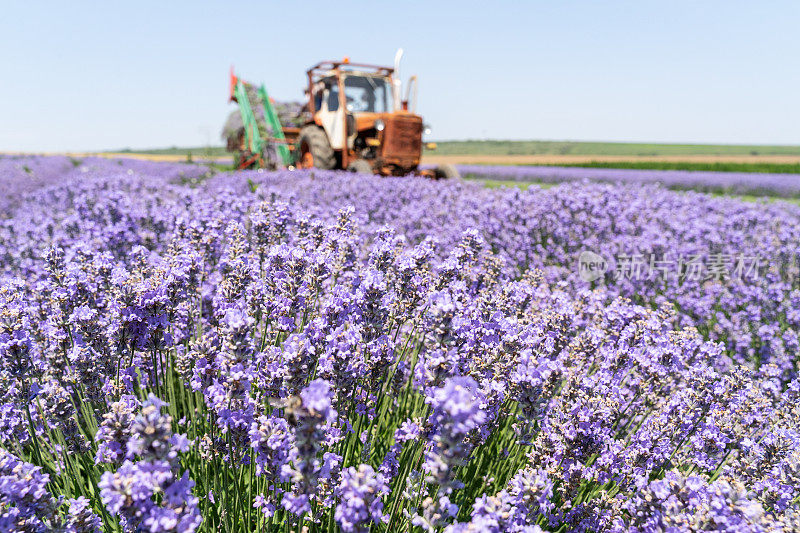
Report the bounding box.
[2,1,799,151]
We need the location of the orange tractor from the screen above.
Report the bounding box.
[225,51,458,179]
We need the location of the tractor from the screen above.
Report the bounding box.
[224,51,458,179]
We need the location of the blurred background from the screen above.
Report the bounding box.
[1,1,799,152]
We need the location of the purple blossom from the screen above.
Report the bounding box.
[334,464,389,532]
[65,497,102,533]
[300,378,337,422]
[99,461,201,533]
[0,449,61,532]
[427,376,487,439]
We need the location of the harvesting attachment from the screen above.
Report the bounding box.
[227,69,295,170]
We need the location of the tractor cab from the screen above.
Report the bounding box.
[302,59,428,176]
[309,70,396,167]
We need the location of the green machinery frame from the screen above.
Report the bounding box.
[230,73,293,167]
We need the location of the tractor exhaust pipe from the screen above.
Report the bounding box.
[393,48,404,111]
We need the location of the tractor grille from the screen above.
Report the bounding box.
[381,115,423,159]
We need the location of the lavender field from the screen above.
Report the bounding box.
[458,164,800,198]
[1,156,799,532]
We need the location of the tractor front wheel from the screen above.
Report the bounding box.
[346,159,374,175]
[433,164,460,180]
[296,126,336,170]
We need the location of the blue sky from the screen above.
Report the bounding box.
[1,1,799,151]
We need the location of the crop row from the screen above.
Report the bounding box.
[458,164,800,197]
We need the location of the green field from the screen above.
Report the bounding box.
[116,146,230,157]
[426,140,800,156]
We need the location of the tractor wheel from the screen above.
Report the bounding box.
[296,126,336,170]
[346,159,374,175]
[433,164,460,180]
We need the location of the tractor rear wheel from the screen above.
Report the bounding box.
[346,159,373,175]
[296,126,336,170]
[433,164,460,180]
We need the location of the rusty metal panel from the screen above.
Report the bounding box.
[381,115,423,160]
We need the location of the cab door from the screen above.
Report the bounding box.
[314,78,346,150]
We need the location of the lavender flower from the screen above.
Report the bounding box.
[281,379,339,517]
[99,396,200,532]
[414,376,486,531]
[334,464,389,532]
[65,497,102,533]
[95,396,139,465]
[0,449,61,532]
[100,461,200,533]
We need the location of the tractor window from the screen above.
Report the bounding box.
[327,84,340,112]
[344,75,391,113]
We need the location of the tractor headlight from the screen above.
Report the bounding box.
[374,119,385,132]
[424,126,432,136]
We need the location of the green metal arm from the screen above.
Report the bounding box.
[233,80,265,159]
[258,86,293,167]
[232,76,293,168]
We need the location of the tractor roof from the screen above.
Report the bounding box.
[307,60,394,78]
